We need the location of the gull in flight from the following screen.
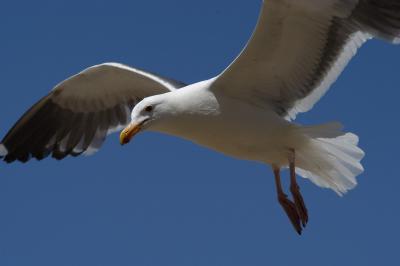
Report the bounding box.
[1,0,400,234]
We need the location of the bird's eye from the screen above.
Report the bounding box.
[144,106,153,112]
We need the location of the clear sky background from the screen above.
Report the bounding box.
[1,1,400,265]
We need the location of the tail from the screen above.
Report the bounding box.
[352,0,400,44]
[295,123,365,196]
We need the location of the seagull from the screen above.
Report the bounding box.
[1,0,399,234]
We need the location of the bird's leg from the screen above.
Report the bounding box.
[273,165,302,235]
[289,149,308,227]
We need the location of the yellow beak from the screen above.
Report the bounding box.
[120,122,142,145]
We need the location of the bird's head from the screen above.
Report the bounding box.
[119,85,218,145]
[119,95,168,145]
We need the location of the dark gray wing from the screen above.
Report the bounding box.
[211,0,400,120]
[0,63,186,163]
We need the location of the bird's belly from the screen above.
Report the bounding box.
[165,116,301,165]
[190,130,288,163]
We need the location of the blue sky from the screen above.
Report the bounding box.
[1,1,400,265]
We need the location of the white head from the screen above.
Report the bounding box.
[119,79,219,145]
[119,94,171,145]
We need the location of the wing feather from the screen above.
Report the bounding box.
[0,63,186,163]
[212,0,400,119]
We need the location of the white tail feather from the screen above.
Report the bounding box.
[296,123,365,196]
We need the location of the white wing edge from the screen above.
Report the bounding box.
[94,63,180,92]
[286,31,371,120]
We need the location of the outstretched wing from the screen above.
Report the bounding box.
[212,0,400,120]
[0,63,186,163]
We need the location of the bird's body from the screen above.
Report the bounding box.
[147,79,295,165]
[2,0,400,234]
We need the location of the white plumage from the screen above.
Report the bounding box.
[2,0,400,234]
